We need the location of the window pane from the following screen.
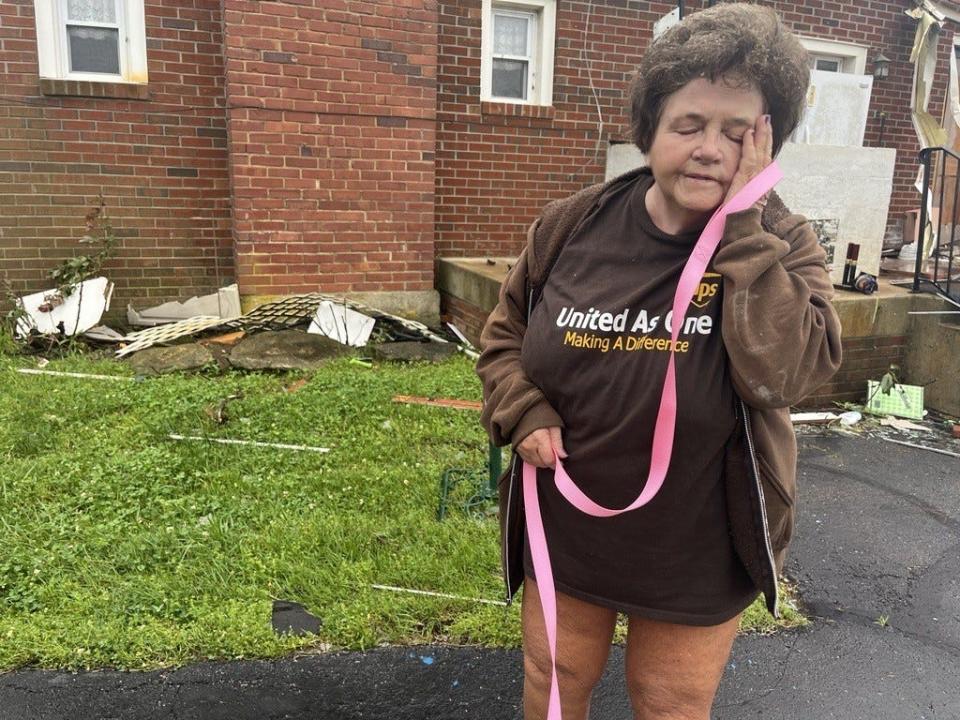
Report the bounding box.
[67,26,120,74]
[67,0,116,24]
[814,57,841,72]
[494,13,528,57]
[492,58,527,99]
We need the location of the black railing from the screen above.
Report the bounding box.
[914,146,960,302]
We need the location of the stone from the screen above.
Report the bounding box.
[228,330,347,370]
[372,341,458,363]
[127,343,215,375]
[271,600,321,637]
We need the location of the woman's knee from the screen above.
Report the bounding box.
[626,677,712,720]
[522,582,615,697]
[523,642,606,696]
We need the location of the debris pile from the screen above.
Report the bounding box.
[8,281,476,374]
[791,366,960,459]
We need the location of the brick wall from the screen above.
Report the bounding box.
[800,335,908,408]
[435,0,958,261]
[436,0,668,258]
[439,290,489,347]
[222,0,437,298]
[0,0,232,316]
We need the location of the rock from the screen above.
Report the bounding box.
[372,341,458,363]
[271,599,321,637]
[127,343,215,375]
[228,330,348,370]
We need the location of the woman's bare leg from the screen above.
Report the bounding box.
[624,613,740,720]
[521,578,617,720]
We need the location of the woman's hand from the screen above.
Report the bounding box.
[724,113,773,209]
[515,426,567,468]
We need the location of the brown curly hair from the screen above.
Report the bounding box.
[628,3,809,157]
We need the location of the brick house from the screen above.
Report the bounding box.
[1,0,958,328]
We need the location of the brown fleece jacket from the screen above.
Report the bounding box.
[476,167,843,563]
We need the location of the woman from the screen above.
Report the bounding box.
[476,4,842,719]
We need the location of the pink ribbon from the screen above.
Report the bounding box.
[523,163,783,720]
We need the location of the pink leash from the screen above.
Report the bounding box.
[523,164,783,720]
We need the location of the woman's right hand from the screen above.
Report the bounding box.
[515,426,568,468]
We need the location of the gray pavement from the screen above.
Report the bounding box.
[1,434,958,719]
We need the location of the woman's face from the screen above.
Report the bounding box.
[645,77,766,232]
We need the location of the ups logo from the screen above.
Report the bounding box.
[691,272,721,309]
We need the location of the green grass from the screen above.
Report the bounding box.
[0,343,803,671]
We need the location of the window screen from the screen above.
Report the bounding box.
[492,11,533,100]
[64,0,121,75]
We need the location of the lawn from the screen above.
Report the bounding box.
[0,336,804,671]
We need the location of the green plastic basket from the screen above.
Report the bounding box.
[865,380,924,420]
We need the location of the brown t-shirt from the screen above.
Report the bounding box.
[520,171,758,625]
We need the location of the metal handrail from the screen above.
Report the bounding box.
[914,146,960,300]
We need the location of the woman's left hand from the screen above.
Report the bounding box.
[724,113,773,209]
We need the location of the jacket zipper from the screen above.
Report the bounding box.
[739,399,780,618]
[501,452,519,605]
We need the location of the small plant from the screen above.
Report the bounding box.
[875,614,890,627]
[48,195,118,301]
[0,323,17,356]
[2,196,119,353]
[0,275,31,347]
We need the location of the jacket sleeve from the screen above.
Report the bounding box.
[713,207,843,409]
[476,233,564,448]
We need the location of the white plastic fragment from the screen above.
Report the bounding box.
[839,411,862,426]
[15,277,113,338]
[445,322,480,359]
[167,434,330,453]
[370,584,507,607]
[127,284,241,327]
[307,300,375,347]
[880,417,931,433]
[16,368,135,381]
[83,325,125,342]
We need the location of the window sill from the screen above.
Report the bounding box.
[39,78,150,100]
[480,100,555,119]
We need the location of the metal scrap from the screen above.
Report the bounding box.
[222,293,451,345]
[880,437,960,458]
[790,412,840,425]
[116,316,225,358]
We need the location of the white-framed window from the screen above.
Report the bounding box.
[811,55,845,73]
[480,0,556,105]
[34,0,148,83]
[799,36,867,75]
